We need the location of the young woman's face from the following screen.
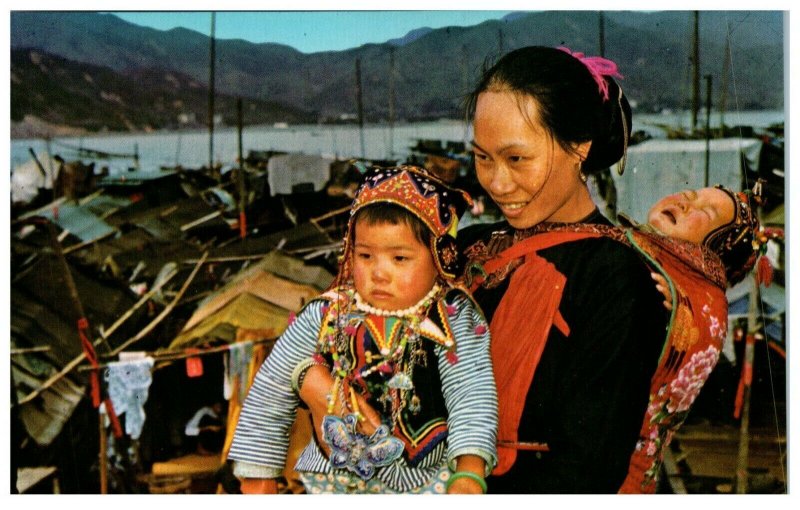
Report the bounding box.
[352,220,438,311]
[647,187,735,244]
[472,90,595,229]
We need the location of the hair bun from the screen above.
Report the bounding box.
[583,78,631,174]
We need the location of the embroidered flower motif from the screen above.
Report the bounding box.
[635,345,721,488]
[474,324,487,335]
[647,400,663,419]
[707,315,725,342]
[665,346,720,414]
[700,303,727,345]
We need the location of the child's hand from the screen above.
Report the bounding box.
[298,364,335,456]
[447,455,487,494]
[350,390,382,436]
[651,272,673,311]
[447,476,485,494]
[298,365,382,456]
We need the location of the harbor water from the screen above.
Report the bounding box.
[10,110,784,175]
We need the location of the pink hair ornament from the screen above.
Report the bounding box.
[558,46,623,101]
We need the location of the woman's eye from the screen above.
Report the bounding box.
[394,256,408,262]
[508,155,524,163]
[357,252,370,259]
[473,152,489,161]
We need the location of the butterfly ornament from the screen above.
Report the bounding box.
[322,414,405,480]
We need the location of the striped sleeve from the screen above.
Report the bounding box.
[438,293,499,476]
[227,300,324,479]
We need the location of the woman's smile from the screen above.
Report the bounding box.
[472,90,595,228]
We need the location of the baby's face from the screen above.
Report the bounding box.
[352,220,438,312]
[647,187,735,244]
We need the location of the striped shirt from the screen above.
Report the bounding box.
[228,291,498,492]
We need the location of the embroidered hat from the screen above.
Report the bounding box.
[336,164,473,283]
[703,182,764,285]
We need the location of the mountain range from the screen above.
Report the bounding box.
[10,10,784,136]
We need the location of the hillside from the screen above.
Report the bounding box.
[10,48,315,137]
[10,10,784,134]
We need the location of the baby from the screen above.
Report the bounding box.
[617,183,763,492]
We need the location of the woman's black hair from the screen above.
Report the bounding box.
[466,46,631,175]
[352,202,432,247]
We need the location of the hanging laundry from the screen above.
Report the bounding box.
[224,341,253,401]
[104,357,154,439]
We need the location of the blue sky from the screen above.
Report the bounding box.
[110,11,515,53]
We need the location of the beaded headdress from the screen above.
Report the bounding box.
[703,181,764,285]
[335,164,473,285]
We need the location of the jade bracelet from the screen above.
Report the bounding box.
[445,470,487,494]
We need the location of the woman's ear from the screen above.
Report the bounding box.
[574,141,592,162]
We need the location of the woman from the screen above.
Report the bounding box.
[294,46,666,494]
[456,46,669,493]
[297,46,750,494]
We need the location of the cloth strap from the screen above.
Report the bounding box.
[471,231,604,475]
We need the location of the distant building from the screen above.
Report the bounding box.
[178,112,196,125]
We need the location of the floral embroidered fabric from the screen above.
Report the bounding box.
[618,229,728,493]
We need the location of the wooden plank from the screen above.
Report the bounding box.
[151,453,221,476]
[16,466,57,494]
[662,447,688,494]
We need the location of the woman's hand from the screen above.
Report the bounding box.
[651,272,673,311]
[298,365,382,456]
[447,455,487,494]
[239,478,278,494]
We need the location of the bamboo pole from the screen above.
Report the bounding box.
[42,217,112,495]
[180,211,222,231]
[62,230,116,255]
[355,58,365,158]
[704,74,713,187]
[208,12,216,171]
[45,221,86,318]
[237,97,247,239]
[735,277,760,493]
[16,268,178,406]
[10,346,51,355]
[28,147,49,178]
[691,11,700,132]
[734,195,765,493]
[719,27,731,132]
[182,254,268,264]
[388,47,396,160]
[78,336,275,371]
[310,205,351,224]
[108,252,208,356]
[99,404,108,494]
[78,189,104,206]
[598,11,606,57]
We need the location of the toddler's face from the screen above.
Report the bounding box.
[352,219,438,312]
[647,187,735,244]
